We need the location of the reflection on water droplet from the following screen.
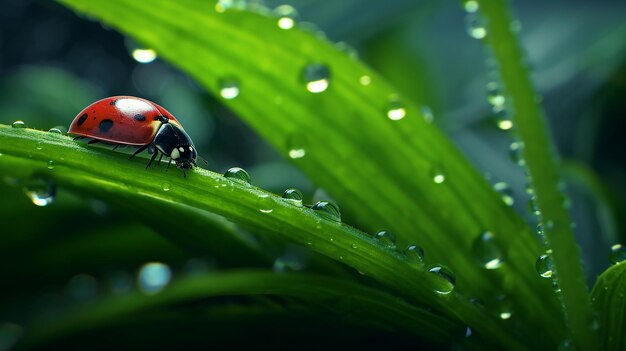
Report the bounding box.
[486,81,505,107]
[359,75,371,86]
[405,245,425,263]
[386,99,406,121]
[536,254,553,278]
[472,231,504,269]
[23,176,56,206]
[35,142,43,150]
[274,4,298,30]
[282,188,303,206]
[132,49,157,63]
[48,127,64,134]
[138,262,171,294]
[496,295,513,320]
[431,170,446,184]
[609,244,626,264]
[493,182,514,206]
[427,264,456,295]
[375,230,396,249]
[509,141,525,166]
[302,64,330,93]
[259,194,274,213]
[224,167,250,183]
[47,160,55,170]
[286,134,307,159]
[219,77,240,99]
[311,201,341,222]
[161,182,171,191]
[12,121,26,128]
[466,14,487,39]
[464,0,479,13]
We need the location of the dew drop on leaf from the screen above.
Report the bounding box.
[311,201,341,222]
[219,77,240,99]
[375,230,397,249]
[536,254,553,278]
[138,262,171,294]
[23,176,56,207]
[282,188,303,206]
[223,167,250,183]
[48,127,64,134]
[472,231,504,270]
[302,64,330,93]
[273,4,298,30]
[493,182,514,206]
[47,160,55,170]
[427,264,456,295]
[405,245,425,263]
[12,121,26,128]
[386,98,406,121]
[609,244,626,264]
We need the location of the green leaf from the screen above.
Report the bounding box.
[55,0,564,344]
[591,263,626,351]
[473,0,597,348]
[19,270,463,349]
[0,126,528,350]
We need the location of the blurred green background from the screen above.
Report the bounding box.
[1,0,625,347]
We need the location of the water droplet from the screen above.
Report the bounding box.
[311,201,341,222]
[536,223,545,236]
[496,295,513,320]
[302,64,330,93]
[609,244,626,264]
[509,141,525,166]
[529,196,541,216]
[421,106,434,123]
[219,77,240,99]
[427,264,456,295]
[375,230,397,249]
[465,326,472,338]
[286,134,307,159]
[47,127,64,134]
[47,160,55,170]
[386,98,406,121]
[405,245,425,263]
[431,169,446,184]
[274,5,298,30]
[259,193,274,213]
[23,176,56,206]
[35,141,43,150]
[463,0,479,13]
[486,81,506,107]
[493,182,514,206]
[359,75,371,86]
[472,231,504,269]
[138,262,171,294]
[536,254,553,278]
[67,273,98,300]
[223,167,250,183]
[161,182,171,191]
[466,14,487,39]
[282,188,303,205]
[12,120,26,128]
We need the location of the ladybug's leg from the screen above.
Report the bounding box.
[157,154,164,166]
[129,144,150,159]
[146,150,159,169]
[166,158,172,171]
[111,144,120,151]
[87,139,100,145]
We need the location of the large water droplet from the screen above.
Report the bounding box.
[405,245,425,263]
[12,121,26,128]
[138,262,171,294]
[219,77,240,99]
[23,177,56,206]
[282,188,303,206]
[472,231,504,270]
[224,167,250,183]
[609,244,626,264]
[375,230,396,249]
[427,264,456,295]
[258,194,274,213]
[493,182,514,206]
[302,64,330,93]
[386,99,406,121]
[274,4,298,30]
[536,254,553,278]
[311,201,341,222]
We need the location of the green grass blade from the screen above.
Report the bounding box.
[0,126,529,350]
[19,270,462,349]
[473,0,597,348]
[55,0,563,341]
[591,262,626,351]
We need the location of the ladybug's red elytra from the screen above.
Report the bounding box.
[69,96,198,177]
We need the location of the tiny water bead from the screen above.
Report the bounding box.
[609,244,626,264]
[431,170,446,184]
[138,262,171,294]
[427,264,456,295]
[496,296,513,320]
[12,120,26,128]
[273,4,298,30]
[35,141,43,150]
[495,111,514,130]
[375,230,397,249]
[421,105,434,123]
[311,201,341,222]
[486,81,506,107]
[509,141,525,166]
[536,254,553,278]
[47,160,55,170]
[223,167,251,183]
[472,231,504,270]
[493,182,514,206]
[386,99,406,121]
[463,0,479,13]
[302,64,330,93]
[23,177,56,207]
[219,77,240,99]
[404,245,425,263]
[161,182,171,191]
[465,14,487,39]
[286,134,307,159]
[282,188,303,205]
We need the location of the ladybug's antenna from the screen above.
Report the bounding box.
[199,155,209,165]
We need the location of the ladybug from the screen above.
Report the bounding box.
[69,96,198,177]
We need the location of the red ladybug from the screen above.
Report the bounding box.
[69,96,197,176]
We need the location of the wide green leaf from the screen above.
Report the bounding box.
[591,262,626,351]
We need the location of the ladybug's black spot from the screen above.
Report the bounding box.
[99,119,114,133]
[109,99,119,106]
[134,114,146,121]
[77,113,88,127]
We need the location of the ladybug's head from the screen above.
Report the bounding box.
[153,123,198,175]
[170,145,197,170]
